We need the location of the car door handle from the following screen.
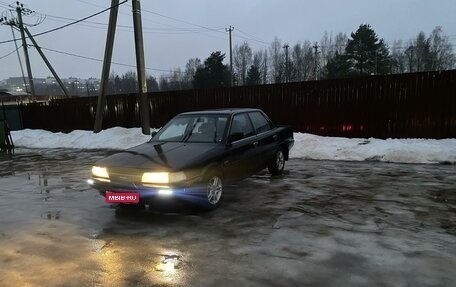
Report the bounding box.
[253,141,259,148]
[273,135,278,140]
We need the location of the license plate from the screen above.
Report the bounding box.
[105,192,140,203]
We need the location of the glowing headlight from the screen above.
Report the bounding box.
[92,166,109,178]
[142,172,168,183]
[141,172,186,184]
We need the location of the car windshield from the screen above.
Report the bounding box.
[156,114,229,143]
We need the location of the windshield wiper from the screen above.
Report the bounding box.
[182,118,199,142]
[213,124,218,143]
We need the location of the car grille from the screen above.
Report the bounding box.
[108,167,142,184]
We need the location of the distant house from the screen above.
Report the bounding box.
[0,90,16,103]
[0,90,11,97]
[0,76,101,97]
[0,89,29,103]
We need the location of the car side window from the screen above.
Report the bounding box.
[249,112,272,134]
[230,113,255,139]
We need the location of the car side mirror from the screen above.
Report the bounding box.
[227,132,244,144]
[151,131,157,138]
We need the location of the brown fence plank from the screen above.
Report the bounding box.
[19,70,456,139]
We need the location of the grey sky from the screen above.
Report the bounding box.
[0,0,455,81]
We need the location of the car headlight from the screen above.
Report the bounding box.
[141,172,186,184]
[92,166,109,178]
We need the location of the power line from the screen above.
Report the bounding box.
[75,0,208,32]
[235,28,269,46]
[0,0,128,45]
[0,44,21,59]
[134,6,228,42]
[37,11,223,33]
[137,5,226,35]
[137,6,269,46]
[42,16,224,35]
[33,45,184,74]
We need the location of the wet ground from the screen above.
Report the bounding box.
[0,148,455,287]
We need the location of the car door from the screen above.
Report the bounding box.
[222,113,258,180]
[248,111,278,170]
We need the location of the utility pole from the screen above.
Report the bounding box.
[2,2,68,100]
[283,44,289,83]
[94,0,119,133]
[10,26,27,99]
[226,26,234,86]
[16,3,35,100]
[94,0,150,134]
[23,27,70,97]
[132,0,150,135]
[313,42,319,81]
[86,82,90,97]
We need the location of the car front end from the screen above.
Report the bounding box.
[88,165,206,204]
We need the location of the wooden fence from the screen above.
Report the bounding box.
[19,70,456,138]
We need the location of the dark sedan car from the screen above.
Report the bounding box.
[89,108,294,209]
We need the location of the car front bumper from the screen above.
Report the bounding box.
[88,178,205,204]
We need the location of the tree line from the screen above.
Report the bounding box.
[107,24,455,93]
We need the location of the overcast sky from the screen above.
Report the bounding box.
[0,0,455,81]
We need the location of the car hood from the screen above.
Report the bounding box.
[95,141,219,171]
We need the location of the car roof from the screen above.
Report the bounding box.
[180,108,262,116]
[180,108,261,115]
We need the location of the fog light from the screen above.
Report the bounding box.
[158,189,173,196]
[87,179,94,185]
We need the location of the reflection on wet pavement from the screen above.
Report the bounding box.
[0,148,455,286]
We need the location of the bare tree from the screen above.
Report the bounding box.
[403,28,455,73]
[269,37,285,83]
[320,31,333,68]
[233,42,253,86]
[289,41,313,81]
[184,58,202,88]
[428,26,456,70]
[405,32,432,72]
[320,32,348,66]
[121,71,137,93]
[415,32,432,72]
[146,75,159,92]
[159,75,169,91]
[253,49,268,84]
[168,68,185,90]
[391,40,406,73]
[334,32,348,55]
[320,32,348,79]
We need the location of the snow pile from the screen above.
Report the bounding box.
[11,127,154,150]
[289,133,456,164]
[10,128,456,164]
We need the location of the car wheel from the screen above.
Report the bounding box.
[268,148,286,175]
[204,173,223,208]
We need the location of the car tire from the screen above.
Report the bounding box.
[268,148,286,176]
[203,173,223,209]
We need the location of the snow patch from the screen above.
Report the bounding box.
[10,128,456,164]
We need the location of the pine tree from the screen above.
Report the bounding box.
[324,52,351,79]
[193,52,230,88]
[345,24,391,75]
[245,65,261,85]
